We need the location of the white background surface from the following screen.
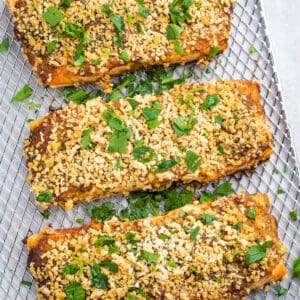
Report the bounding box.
[262,0,300,163]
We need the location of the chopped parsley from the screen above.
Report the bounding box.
[277,188,285,195]
[155,159,177,173]
[80,127,95,149]
[127,98,140,110]
[20,280,32,287]
[94,235,115,248]
[166,24,183,40]
[201,213,218,226]
[75,218,84,224]
[159,234,170,240]
[11,85,33,102]
[140,250,160,263]
[245,241,273,265]
[132,146,156,163]
[250,45,257,54]
[141,101,163,129]
[126,232,137,245]
[120,50,130,62]
[62,264,79,276]
[189,226,200,241]
[199,182,234,203]
[201,94,220,110]
[185,150,201,173]
[46,40,57,54]
[276,285,288,297]
[214,115,223,126]
[290,210,298,221]
[108,127,132,153]
[172,114,197,136]
[166,260,178,268]
[246,206,256,220]
[42,209,50,219]
[99,259,118,273]
[174,39,184,55]
[87,202,116,222]
[42,6,64,27]
[136,0,151,18]
[293,257,300,279]
[232,222,243,230]
[64,281,86,300]
[217,144,225,154]
[91,263,108,289]
[102,4,124,47]
[0,37,10,53]
[36,190,53,203]
[60,0,74,8]
[207,46,220,60]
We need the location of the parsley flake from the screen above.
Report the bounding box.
[185,150,201,173]
[42,6,64,27]
[0,37,10,53]
[65,281,86,300]
[245,241,273,265]
[132,146,156,163]
[290,210,298,221]
[80,127,95,149]
[207,46,220,60]
[94,235,115,248]
[201,94,220,110]
[155,159,177,173]
[140,250,160,263]
[246,206,256,220]
[292,257,300,279]
[11,85,33,102]
[172,114,197,136]
[36,190,53,203]
[91,263,108,289]
[190,226,200,241]
[201,214,218,226]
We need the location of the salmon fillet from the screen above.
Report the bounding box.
[24,80,274,210]
[6,0,235,90]
[27,193,287,299]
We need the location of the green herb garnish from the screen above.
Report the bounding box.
[42,6,64,27]
[189,226,200,241]
[185,150,201,173]
[64,281,86,300]
[245,241,273,265]
[11,85,33,102]
[36,190,53,203]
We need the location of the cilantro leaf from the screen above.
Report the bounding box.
[199,182,234,203]
[36,190,53,203]
[11,84,33,102]
[42,6,64,27]
[232,222,243,230]
[246,206,256,220]
[185,150,201,173]
[155,159,177,173]
[94,235,115,248]
[80,127,95,149]
[91,263,108,289]
[173,39,184,55]
[201,213,218,226]
[164,190,193,211]
[62,264,78,276]
[168,0,193,25]
[207,46,220,60]
[46,40,57,54]
[245,241,273,265]
[20,280,32,287]
[65,281,86,300]
[172,114,197,136]
[0,37,10,53]
[120,50,130,62]
[99,259,119,273]
[60,0,74,8]
[108,127,132,153]
[292,257,300,279]
[140,250,160,263]
[250,45,257,54]
[290,210,298,221]
[166,24,183,40]
[132,146,156,163]
[141,101,162,129]
[87,202,116,222]
[214,115,223,126]
[276,285,288,297]
[201,94,220,110]
[190,226,200,241]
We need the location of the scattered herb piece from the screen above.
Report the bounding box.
[172,114,197,136]
[128,98,140,110]
[201,214,218,226]
[190,226,200,241]
[21,280,32,287]
[120,50,130,62]
[42,6,64,27]
[36,190,53,203]
[75,218,84,224]
[246,206,256,220]
[64,281,86,300]
[100,259,118,273]
[207,46,220,60]
[47,40,57,53]
[126,232,137,245]
[141,101,163,129]
[0,37,10,53]
[232,222,243,230]
[164,190,193,211]
[155,159,177,173]
[185,150,201,173]
[250,45,257,54]
[80,126,95,149]
[179,211,187,218]
[166,24,183,40]
[94,235,115,247]
[91,263,108,289]
[159,234,169,240]
[277,188,285,195]
[140,251,160,263]
[276,285,288,297]
[173,39,184,55]
[62,264,79,276]
[11,85,33,102]
[42,209,50,219]
[290,210,298,221]
[60,0,74,8]
[292,257,300,279]
[166,260,178,268]
[132,146,156,163]
[201,94,220,110]
[214,115,223,126]
[217,144,225,154]
[245,241,273,265]
[274,167,280,174]
[87,202,116,223]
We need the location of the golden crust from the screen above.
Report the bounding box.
[24,80,274,210]
[6,0,235,89]
[27,193,287,299]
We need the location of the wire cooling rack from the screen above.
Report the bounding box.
[0,0,300,299]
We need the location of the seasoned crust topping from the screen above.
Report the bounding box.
[27,193,287,299]
[8,0,235,86]
[24,80,273,210]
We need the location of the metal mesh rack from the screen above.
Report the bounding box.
[0,0,300,299]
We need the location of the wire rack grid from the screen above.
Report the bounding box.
[0,0,300,299]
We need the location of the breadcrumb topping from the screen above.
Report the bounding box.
[24,80,273,209]
[10,0,235,85]
[28,193,287,299]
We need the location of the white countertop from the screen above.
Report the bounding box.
[262,0,300,163]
